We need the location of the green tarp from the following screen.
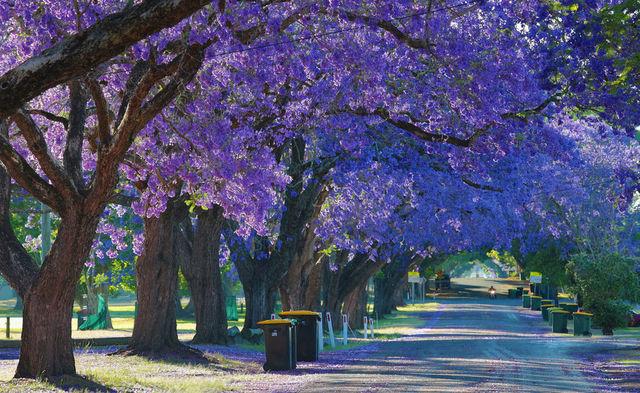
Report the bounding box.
[79,295,108,330]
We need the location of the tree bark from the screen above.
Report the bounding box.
[224,225,283,335]
[0,160,38,298]
[0,0,210,118]
[343,282,368,330]
[123,198,195,356]
[244,278,276,333]
[181,207,228,344]
[322,251,384,328]
[374,256,419,317]
[16,210,101,378]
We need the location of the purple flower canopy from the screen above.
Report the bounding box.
[1,0,638,262]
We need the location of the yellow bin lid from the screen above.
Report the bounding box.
[279,310,321,317]
[257,319,292,326]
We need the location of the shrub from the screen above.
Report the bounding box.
[567,253,639,335]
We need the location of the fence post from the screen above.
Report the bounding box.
[326,312,336,348]
[363,316,368,339]
[342,314,348,346]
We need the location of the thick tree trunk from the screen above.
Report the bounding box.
[243,279,276,333]
[279,226,322,310]
[278,182,328,311]
[323,263,344,329]
[18,289,75,377]
[182,207,228,344]
[344,283,367,330]
[391,279,407,309]
[16,211,100,378]
[374,256,418,317]
[322,251,384,329]
[123,199,195,356]
[224,226,280,335]
[374,275,398,317]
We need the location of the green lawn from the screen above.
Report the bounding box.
[359,302,438,340]
[0,302,246,340]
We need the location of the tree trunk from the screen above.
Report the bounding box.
[18,287,76,377]
[243,278,276,334]
[374,275,398,317]
[343,283,367,330]
[16,211,100,378]
[391,279,406,309]
[181,207,228,344]
[278,182,328,311]
[374,256,418,317]
[224,227,280,335]
[123,198,195,356]
[322,252,384,329]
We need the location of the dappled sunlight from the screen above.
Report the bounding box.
[297,286,633,392]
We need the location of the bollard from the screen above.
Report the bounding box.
[342,314,348,346]
[326,312,336,348]
[369,317,374,339]
[363,316,368,339]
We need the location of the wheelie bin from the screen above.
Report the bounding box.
[551,309,569,333]
[547,307,563,326]
[559,303,579,319]
[257,319,297,371]
[522,294,531,308]
[530,296,542,311]
[541,304,554,321]
[279,310,321,361]
[573,312,593,336]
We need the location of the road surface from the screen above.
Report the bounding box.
[292,278,636,393]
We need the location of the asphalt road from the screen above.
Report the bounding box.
[295,278,635,393]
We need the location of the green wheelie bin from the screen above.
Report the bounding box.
[551,309,570,333]
[541,299,554,307]
[257,319,297,371]
[522,294,531,308]
[573,312,593,336]
[547,307,562,326]
[541,304,554,321]
[559,303,579,320]
[279,310,321,361]
[530,296,542,311]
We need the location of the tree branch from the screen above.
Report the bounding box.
[0,160,39,297]
[11,109,80,202]
[86,79,112,148]
[0,0,211,118]
[26,110,68,129]
[64,81,88,191]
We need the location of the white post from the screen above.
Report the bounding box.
[369,317,374,339]
[342,314,348,346]
[318,313,324,352]
[326,312,336,348]
[363,316,368,339]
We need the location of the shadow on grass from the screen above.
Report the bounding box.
[10,374,117,392]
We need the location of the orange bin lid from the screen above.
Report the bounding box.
[257,319,292,326]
